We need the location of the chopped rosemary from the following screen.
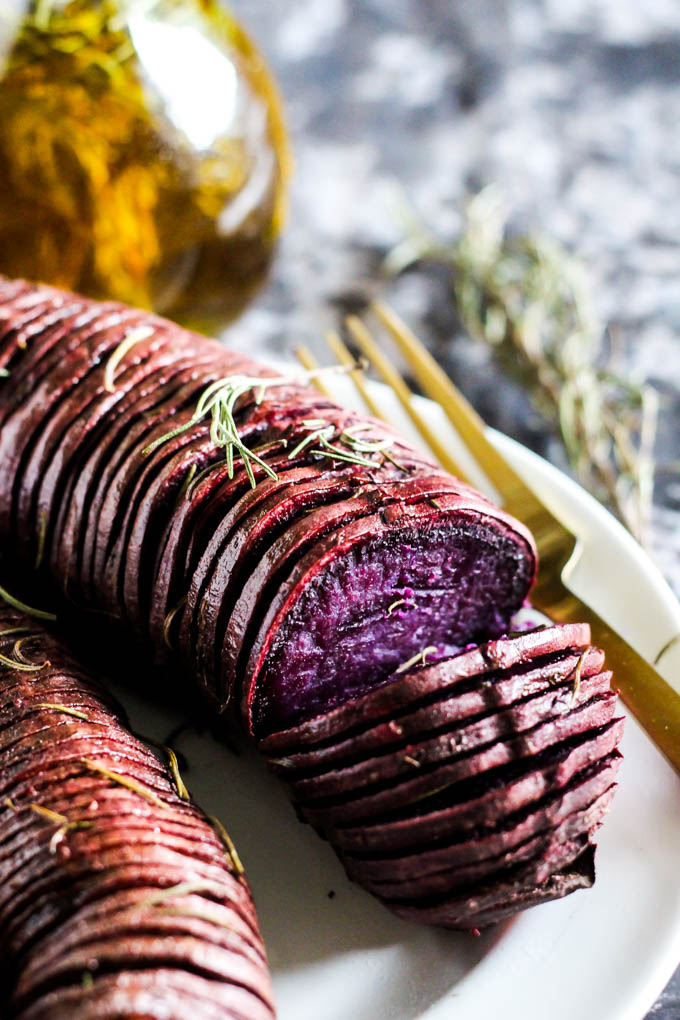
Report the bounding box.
[141,881,229,907]
[28,803,73,826]
[207,814,245,876]
[396,645,439,674]
[386,598,412,617]
[163,597,186,650]
[35,510,48,569]
[103,326,154,392]
[81,759,168,808]
[0,584,57,621]
[156,904,240,934]
[141,362,363,488]
[185,462,220,500]
[35,702,91,721]
[403,754,420,768]
[11,636,42,665]
[382,449,410,473]
[287,419,393,470]
[163,746,190,801]
[4,799,92,853]
[177,464,197,503]
[0,650,47,672]
[569,650,588,709]
[654,632,680,667]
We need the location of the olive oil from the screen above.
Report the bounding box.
[0,0,290,328]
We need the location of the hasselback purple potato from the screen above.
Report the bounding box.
[0,277,623,929]
[0,604,274,1019]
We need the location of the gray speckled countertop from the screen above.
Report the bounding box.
[227,1,680,1015]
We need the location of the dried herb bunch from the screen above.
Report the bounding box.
[386,186,658,543]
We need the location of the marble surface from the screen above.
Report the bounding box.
[226,1,680,1015]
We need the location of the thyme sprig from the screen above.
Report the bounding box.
[143,363,386,487]
[386,185,658,543]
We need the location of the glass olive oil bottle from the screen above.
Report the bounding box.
[0,0,290,328]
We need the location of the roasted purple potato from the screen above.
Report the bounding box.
[0,605,274,1019]
[0,277,622,930]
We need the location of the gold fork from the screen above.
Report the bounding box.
[296,302,680,776]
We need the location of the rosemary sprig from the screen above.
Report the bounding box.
[386,185,658,543]
[142,363,371,488]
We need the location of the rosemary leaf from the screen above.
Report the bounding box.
[0,584,57,621]
[386,599,410,617]
[141,881,229,907]
[35,702,91,721]
[156,904,240,933]
[163,596,186,651]
[103,326,154,392]
[163,746,190,801]
[396,645,438,674]
[0,651,47,672]
[35,510,48,569]
[207,814,245,876]
[568,650,588,709]
[81,759,168,808]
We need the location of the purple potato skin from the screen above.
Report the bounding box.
[0,607,274,1020]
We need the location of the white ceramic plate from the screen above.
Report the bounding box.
[113,371,680,1020]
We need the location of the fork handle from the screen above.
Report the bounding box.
[533,584,680,776]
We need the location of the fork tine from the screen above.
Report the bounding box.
[371,300,551,521]
[345,314,469,481]
[294,345,336,399]
[325,329,389,422]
